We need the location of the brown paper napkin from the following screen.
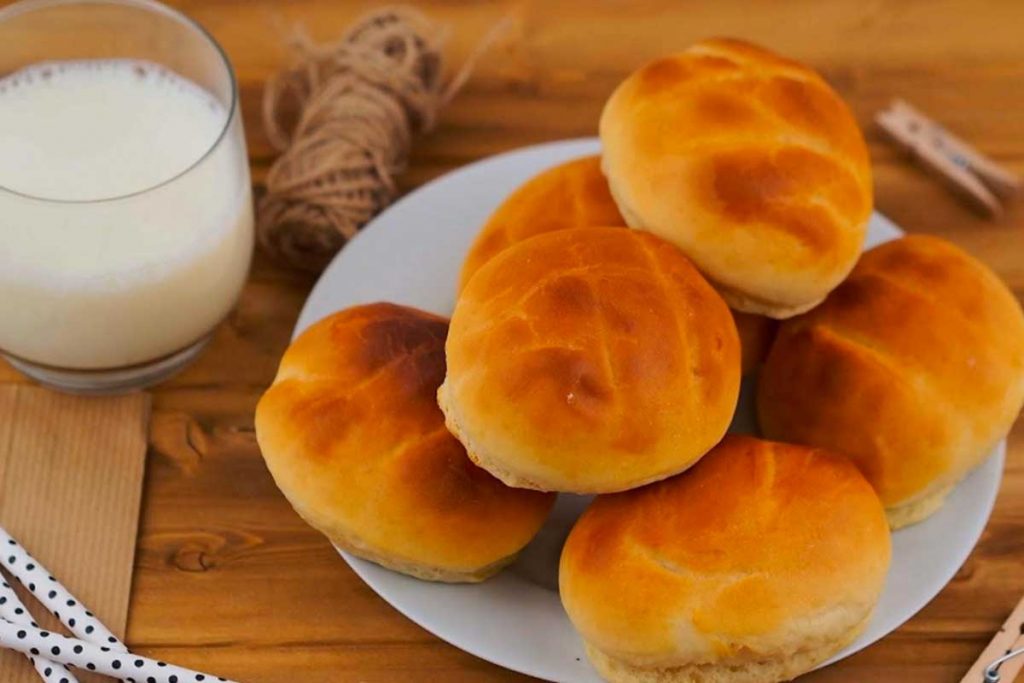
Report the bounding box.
[0,385,150,683]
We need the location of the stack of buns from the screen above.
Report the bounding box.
[256,36,1024,683]
[458,153,778,375]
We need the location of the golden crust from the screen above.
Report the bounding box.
[458,155,626,291]
[758,235,1024,526]
[255,303,555,581]
[600,38,872,318]
[458,154,771,374]
[559,436,891,683]
[440,227,741,493]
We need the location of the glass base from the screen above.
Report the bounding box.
[3,335,211,395]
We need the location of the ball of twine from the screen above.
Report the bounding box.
[259,7,496,271]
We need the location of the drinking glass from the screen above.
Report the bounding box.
[0,0,253,393]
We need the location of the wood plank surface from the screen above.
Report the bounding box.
[2,0,1024,681]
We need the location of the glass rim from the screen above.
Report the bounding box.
[0,0,239,205]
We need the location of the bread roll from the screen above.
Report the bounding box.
[758,235,1024,528]
[600,38,872,318]
[459,155,772,375]
[560,435,891,683]
[458,155,626,291]
[460,155,771,376]
[255,303,555,582]
[439,227,740,493]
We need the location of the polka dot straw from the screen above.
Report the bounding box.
[0,617,236,683]
[0,577,78,683]
[1,526,125,651]
[0,525,235,682]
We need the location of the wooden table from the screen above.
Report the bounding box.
[3,1,1024,681]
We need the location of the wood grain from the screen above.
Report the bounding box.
[2,0,1024,681]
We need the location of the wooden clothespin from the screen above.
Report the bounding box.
[960,591,1024,682]
[876,100,1021,218]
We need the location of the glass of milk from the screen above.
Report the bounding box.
[0,0,254,393]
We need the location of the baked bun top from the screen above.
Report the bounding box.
[458,155,626,291]
[600,38,872,318]
[255,303,554,579]
[439,227,740,493]
[758,235,1024,525]
[560,435,891,674]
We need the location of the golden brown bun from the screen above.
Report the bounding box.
[458,155,626,291]
[733,310,777,375]
[255,303,555,582]
[758,235,1024,528]
[600,38,872,318]
[559,435,891,683]
[457,154,773,374]
[439,227,740,493]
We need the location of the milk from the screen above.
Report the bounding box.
[0,60,253,369]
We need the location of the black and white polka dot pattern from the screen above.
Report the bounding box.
[0,577,78,682]
[0,617,236,683]
[1,527,126,652]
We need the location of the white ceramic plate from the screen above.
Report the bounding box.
[295,138,1004,682]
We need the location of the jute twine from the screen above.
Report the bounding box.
[258,6,501,272]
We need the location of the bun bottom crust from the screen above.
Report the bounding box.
[328,525,517,583]
[583,612,869,683]
[286,488,518,583]
[885,483,954,530]
[708,277,823,321]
